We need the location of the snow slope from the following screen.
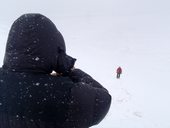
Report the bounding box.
[1,0,170,128]
[62,15,170,128]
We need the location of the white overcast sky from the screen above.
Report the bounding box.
[0,0,170,22]
[0,0,170,56]
[0,0,169,40]
[0,0,170,59]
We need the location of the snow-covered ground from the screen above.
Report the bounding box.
[1,0,170,128]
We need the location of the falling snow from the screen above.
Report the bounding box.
[35,82,40,86]
[35,57,40,61]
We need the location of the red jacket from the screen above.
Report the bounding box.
[117,67,122,74]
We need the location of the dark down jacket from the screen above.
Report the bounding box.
[0,13,111,128]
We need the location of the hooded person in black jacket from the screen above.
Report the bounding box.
[0,13,111,128]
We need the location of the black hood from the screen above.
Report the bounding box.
[3,13,67,73]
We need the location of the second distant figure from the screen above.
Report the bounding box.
[116,67,122,79]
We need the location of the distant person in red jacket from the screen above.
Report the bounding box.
[116,67,122,79]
